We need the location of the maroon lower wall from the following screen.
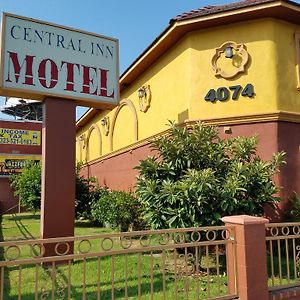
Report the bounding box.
[82,120,300,220]
[218,121,300,218]
[278,122,300,205]
[82,145,156,191]
[0,177,19,214]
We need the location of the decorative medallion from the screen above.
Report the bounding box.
[211,41,249,79]
[137,85,151,112]
[79,134,86,149]
[100,116,110,136]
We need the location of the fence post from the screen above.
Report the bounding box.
[222,215,269,300]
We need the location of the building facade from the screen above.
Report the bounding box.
[76,0,300,218]
[0,119,42,214]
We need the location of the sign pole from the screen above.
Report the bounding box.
[0,12,119,254]
[41,97,76,255]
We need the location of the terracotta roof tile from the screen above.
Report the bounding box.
[170,0,283,23]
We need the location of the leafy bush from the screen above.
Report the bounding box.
[135,122,286,229]
[91,190,142,231]
[10,162,41,211]
[284,193,300,221]
[10,161,103,219]
[74,163,107,220]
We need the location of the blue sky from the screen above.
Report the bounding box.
[1,0,299,120]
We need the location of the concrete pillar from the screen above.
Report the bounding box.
[222,215,269,300]
[41,98,76,254]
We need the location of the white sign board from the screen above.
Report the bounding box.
[0,13,119,108]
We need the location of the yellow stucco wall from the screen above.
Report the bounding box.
[189,18,280,120]
[274,20,300,112]
[76,17,300,163]
[77,36,192,162]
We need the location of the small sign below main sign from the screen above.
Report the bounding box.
[0,127,41,146]
[0,13,119,109]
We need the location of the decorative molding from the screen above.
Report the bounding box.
[197,111,300,125]
[109,99,138,151]
[77,134,86,162]
[100,116,110,136]
[85,123,102,162]
[138,85,151,112]
[211,41,249,79]
[83,111,300,166]
[78,134,86,148]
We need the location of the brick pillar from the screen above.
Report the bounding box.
[222,215,269,300]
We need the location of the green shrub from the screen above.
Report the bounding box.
[91,191,142,231]
[284,193,300,221]
[135,122,286,229]
[10,162,41,211]
[10,161,104,220]
[74,163,108,220]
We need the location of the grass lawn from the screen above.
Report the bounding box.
[1,212,112,240]
[0,213,230,299]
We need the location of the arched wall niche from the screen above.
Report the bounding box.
[76,138,83,162]
[110,99,138,151]
[85,123,102,162]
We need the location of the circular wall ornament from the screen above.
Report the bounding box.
[101,116,110,136]
[211,41,249,79]
[79,133,86,149]
[137,85,151,112]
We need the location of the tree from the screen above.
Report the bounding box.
[74,162,107,220]
[91,190,142,231]
[10,162,103,218]
[10,162,41,211]
[135,122,285,229]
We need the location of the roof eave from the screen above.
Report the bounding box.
[76,0,300,129]
[119,0,292,90]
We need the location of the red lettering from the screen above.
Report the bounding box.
[81,65,98,95]
[61,61,80,92]
[5,52,115,100]
[38,59,58,89]
[99,68,114,98]
[6,51,35,85]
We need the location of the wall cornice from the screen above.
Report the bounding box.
[83,111,300,166]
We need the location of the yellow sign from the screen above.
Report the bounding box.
[0,155,41,175]
[0,128,41,146]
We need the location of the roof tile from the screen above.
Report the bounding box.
[171,0,280,23]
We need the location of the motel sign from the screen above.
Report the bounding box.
[0,13,119,108]
[0,13,120,248]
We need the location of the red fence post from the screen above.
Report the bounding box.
[222,215,269,300]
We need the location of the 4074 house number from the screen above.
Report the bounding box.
[204,84,254,102]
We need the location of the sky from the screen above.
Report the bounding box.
[0,0,299,120]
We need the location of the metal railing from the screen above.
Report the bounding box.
[266,222,300,291]
[0,225,237,299]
